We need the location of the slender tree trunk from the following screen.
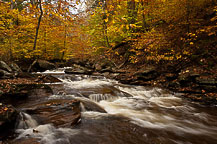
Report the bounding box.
[33,0,43,50]
[127,0,136,24]
[61,25,67,60]
[10,0,14,9]
[186,0,191,33]
[141,0,148,31]
[61,0,68,60]
[9,0,15,60]
[43,27,47,56]
[102,0,110,48]
[103,20,110,48]
[127,0,138,32]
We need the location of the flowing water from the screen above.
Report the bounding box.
[11,68,217,144]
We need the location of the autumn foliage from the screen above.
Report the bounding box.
[0,0,216,64]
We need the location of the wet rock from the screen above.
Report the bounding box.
[0,84,53,105]
[135,67,159,81]
[79,100,106,113]
[16,72,37,79]
[34,75,62,83]
[196,77,217,86]
[178,70,199,86]
[94,60,115,72]
[37,60,56,71]
[24,99,81,127]
[199,85,217,93]
[12,138,40,144]
[0,61,12,72]
[0,70,5,78]
[167,81,180,90]
[64,64,93,75]
[184,94,217,105]
[95,63,102,71]
[165,73,178,81]
[29,60,56,72]
[0,104,18,133]
[0,69,13,79]
[10,63,22,72]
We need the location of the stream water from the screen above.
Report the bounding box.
[11,69,217,144]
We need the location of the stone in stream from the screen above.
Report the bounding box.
[64,64,93,75]
[0,104,18,139]
[34,75,62,83]
[10,63,22,72]
[0,83,53,106]
[196,77,217,86]
[24,99,81,127]
[79,99,107,113]
[0,69,13,79]
[0,61,12,73]
[28,59,56,72]
[0,70,6,78]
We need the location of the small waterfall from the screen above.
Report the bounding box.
[80,102,86,112]
[16,112,38,129]
[89,94,118,102]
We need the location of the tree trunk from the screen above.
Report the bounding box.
[141,0,148,31]
[33,0,43,50]
[127,0,138,32]
[186,0,191,34]
[102,0,110,48]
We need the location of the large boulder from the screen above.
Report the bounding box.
[10,63,22,72]
[177,68,200,86]
[34,75,62,83]
[24,99,81,127]
[37,60,56,71]
[29,60,56,72]
[0,70,5,78]
[196,77,217,86]
[94,60,115,72]
[0,83,53,105]
[134,66,159,81]
[64,64,93,75]
[0,69,13,79]
[0,61,12,73]
[0,104,18,132]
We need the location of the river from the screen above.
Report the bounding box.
[10,68,217,144]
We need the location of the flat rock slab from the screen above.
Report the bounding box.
[24,99,81,127]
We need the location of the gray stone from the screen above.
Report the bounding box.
[64,64,93,75]
[0,104,18,131]
[0,69,11,78]
[0,70,4,77]
[10,63,22,72]
[24,99,81,127]
[135,67,159,81]
[196,78,217,86]
[0,61,12,72]
[37,60,56,71]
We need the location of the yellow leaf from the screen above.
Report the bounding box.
[105,18,108,22]
[126,25,129,30]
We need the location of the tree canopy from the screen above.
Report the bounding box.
[0,0,216,64]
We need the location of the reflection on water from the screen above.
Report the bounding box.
[14,69,217,144]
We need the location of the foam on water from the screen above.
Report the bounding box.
[89,93,119,102]
[16,124,80,144]
[17,112,38,129]
[61,78,114,89]
[17,71,217,143]
[97,85,217,136]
